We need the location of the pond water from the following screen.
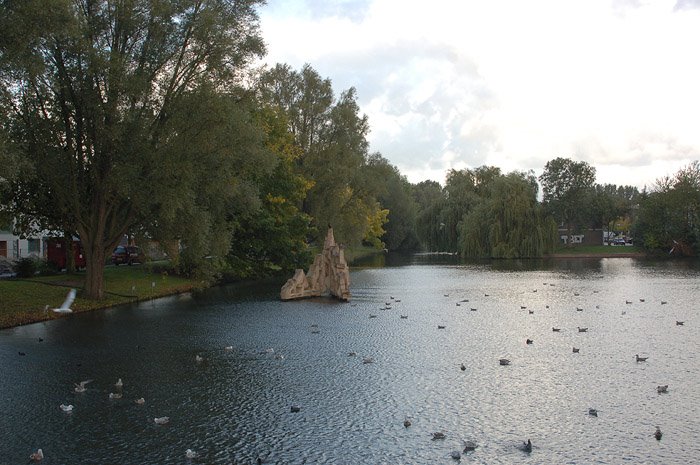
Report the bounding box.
[2,256,700,464]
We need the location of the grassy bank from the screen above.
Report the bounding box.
[548,244,645,257]
[0,263,204,329]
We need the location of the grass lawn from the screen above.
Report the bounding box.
[551,244,644,255]
[0,263,204,329]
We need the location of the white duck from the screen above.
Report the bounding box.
[115,378,123,388]
[185,449,197,459]
[29,449,44,461]
[52,289,76,313]
[135,397,146,404]
[74,379,93,393]
[60,404,74,413]
[154,416,170,425]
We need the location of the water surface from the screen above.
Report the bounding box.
[1,257,699,464]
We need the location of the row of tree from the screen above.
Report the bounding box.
[0,1,696,302]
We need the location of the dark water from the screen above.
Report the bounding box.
[2,256,699,464]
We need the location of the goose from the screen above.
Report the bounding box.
[526,339,533,345]
[521,439,532,453]
[74,379,93,393]
[661,301,668,305]
[657,385,668,393]
[135,397,146,404]
[348,352,357,357]
[404,418,411,428]
[552,327,561,332]
[460,363,466,371]
[400,315,408,319]
[588,408,598,417]
[290,405,301,413]
[52,288,76,313]
[29,449,44,462]
[499,358,511,366]
[432,432,446,440]
[676,321,684,326]
[109,392,122,399]
[463,440,478,452]
[154,416,170,425]
[654,426,662,440]
[437,325,446,329]
[369,314,377,319]
[224,346,233,351]
[573,347,580,353]
[115,378,123,388]
[185,449,197,459]
[60,404,74,413]
[195,355,204,362]
[635,354,648,362]
[578,327,588,332]
[528,310,534,314]
[362,357,374,364]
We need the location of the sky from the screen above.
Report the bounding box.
[258,0,700,189]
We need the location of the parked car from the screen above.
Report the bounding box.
[612,238,626,246]
[111,245,145,265]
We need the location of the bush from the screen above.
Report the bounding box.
[13,257,38,278]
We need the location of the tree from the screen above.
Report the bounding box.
[539,157,596,245]
[459,171,557,258]
[0,0,266,298]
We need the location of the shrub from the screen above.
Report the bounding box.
[13,257,38,278]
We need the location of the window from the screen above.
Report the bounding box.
[28,239,40,255]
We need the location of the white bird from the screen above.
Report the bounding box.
[154,416,170,425]
[115,378,123,388]
[195,355,204,363]
[29,449,44,461]
[74,379,93,393]
[59,404,74,413]
[109,392,122,399]
[52,288,76,313]
[224,346,233,351]
[135,397,146,405]
[185,449,197,459]
[657,385,668,393]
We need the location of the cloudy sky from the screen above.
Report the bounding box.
[258,0,700,189]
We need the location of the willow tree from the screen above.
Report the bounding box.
[0,0,265,298]
[460,171,557,258]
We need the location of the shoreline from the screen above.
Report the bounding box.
[545,252,646,259]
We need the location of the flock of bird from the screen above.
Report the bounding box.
[26,280,687,462]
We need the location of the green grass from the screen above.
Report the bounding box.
[552,244,643,255]
[0,263,204,329]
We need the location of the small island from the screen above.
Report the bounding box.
[280,227,351,301]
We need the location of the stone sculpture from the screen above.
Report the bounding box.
[280,226,351,301]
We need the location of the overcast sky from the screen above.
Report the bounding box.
[258,0,700,189]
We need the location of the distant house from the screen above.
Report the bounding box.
[0,227,48,260]
[558,228,604,246]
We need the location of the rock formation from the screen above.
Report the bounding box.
[280,227,350,301]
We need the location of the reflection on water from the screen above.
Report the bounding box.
[2,257,700,464]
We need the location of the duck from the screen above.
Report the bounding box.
[109,392,122,399]
[577,327,588,332]
[29,448,44,462]
[51,288,76,313]
[657,385,668,393]
[450,450,461,460]
[463,440,478,452]
[573,347,580,353]
[552,327,561,332]
[224,346,233,351]
[432,432,446,440]
[576,307,583,311]
[521,439,532,453]
[661,301,668,305]
[74,379,93,393]
[60,404,74,413]
[348,352,357,357]
[362,357,374,364]
[154,416,170,425]
[400,315,408,319]
[470,308,477,311]
[460,363,466,371]
[521,306,527,309]
[115,378,123,388]
[195,355,204,362]
[588,408,598,417]
[676,321,684,326]
[404,418,411,428]
[290,405,301,413]
[654,426,662,440]
[528,310,534,314]
[526,339,533,345]
[499,358,511,366]
[437,325,446,329]
[635,354,648,362]
[369,314,377,319]
[185,449,197,459]
[134,397,146,404]
[456,302,461,306]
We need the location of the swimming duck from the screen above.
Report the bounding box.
[654,426,662,440]
[154,416,170,425]
[195,355,204,362]
[552,327,561,332]
[499,358,511,366]
[74,379,93,393]
[135,398,146,404]
[438,325,446,329]
[526,339,533,345]
[521,439,532,453]
[588,408,598,417]
[109,392,122,399]
[185,449,197,459]
[450,450,461,460]
[657,385,668,393]
[460,363,466,371]
[463,440,478,452]
[115,378,123,388]
[573,347,580,353]
[432,432,446,440]
[676,321,684,326]
[578,327,588,332]
[59,404,74,413]
[635,354,648,362]
[404,418,411,428]
[290,405,301,413]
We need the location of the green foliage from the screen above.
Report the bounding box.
[633,162,700,255]
[13,257,38,278]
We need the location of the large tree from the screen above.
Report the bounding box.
[0,0,266,298]
[539,157,596,244]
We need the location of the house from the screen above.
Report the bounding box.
[558,228,604,246]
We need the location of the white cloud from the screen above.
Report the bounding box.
[259,0,700,188]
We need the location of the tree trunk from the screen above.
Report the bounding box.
[83,241,106,299]
[64,231,75,273]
